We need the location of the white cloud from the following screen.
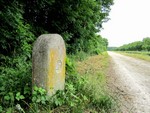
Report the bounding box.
[100,0,150,47]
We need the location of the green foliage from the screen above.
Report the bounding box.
[0,1,34,112]
[142,37,150,51]
[0,0,114,112]
[76,53,117,112]
[107,47,117,51]
[81,35,108,54]
[0,0,112,55]
[83,72,113,112]
[1,53,116,112]
[0,60,32,112]
[49,76,88,112]
[32,86,49,104]
[0,1,35,56]
[0,106,2,112]
[23,0,112,53]
[68,51,90,61]
[16,92,25,101]
[116,37,150,51]
[116,41,143,51]
[46,56,116,113]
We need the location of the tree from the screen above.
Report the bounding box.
[142,37,150,51]
[0,1,35,56]
[1,0,113,54]
[116,41,143,51]
[23,0,113,53]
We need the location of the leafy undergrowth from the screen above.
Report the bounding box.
[0,52,117,113]
[116,51,150,61]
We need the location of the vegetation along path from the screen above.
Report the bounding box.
[107,52,150,113]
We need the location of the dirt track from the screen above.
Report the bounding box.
[107,52,150,113]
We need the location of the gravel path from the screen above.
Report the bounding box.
[107,52,150,113]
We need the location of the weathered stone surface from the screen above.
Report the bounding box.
[32,34,66,96]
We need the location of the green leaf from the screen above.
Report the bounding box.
[41,96,45,101]
[24,86,30,95]
[4,95,10,100]
[6,107,12,113]
[16,92,21,97]
[0,106,3,112]
[16,92,25,101]
[20,95,25,99]
[32,91,37,95]
[36,98,41,103]
[34,86,38,91]
[70,102,75,107]
[32,96,37,102]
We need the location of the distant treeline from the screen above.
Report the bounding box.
[107,47,117,51]
[115,37,150,51]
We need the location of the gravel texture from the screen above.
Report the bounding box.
[107,52,150,113]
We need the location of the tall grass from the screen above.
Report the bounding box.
[76,52,117,112]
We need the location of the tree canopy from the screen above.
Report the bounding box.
[115,37,150,51]
[1,0,113,55]
[142,37,150,51]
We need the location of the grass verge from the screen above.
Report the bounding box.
[116,51,150,61]
[76,52,117,112]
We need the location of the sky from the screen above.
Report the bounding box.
[100,0,150,47]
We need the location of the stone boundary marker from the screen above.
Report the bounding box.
[32,34,66,96]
